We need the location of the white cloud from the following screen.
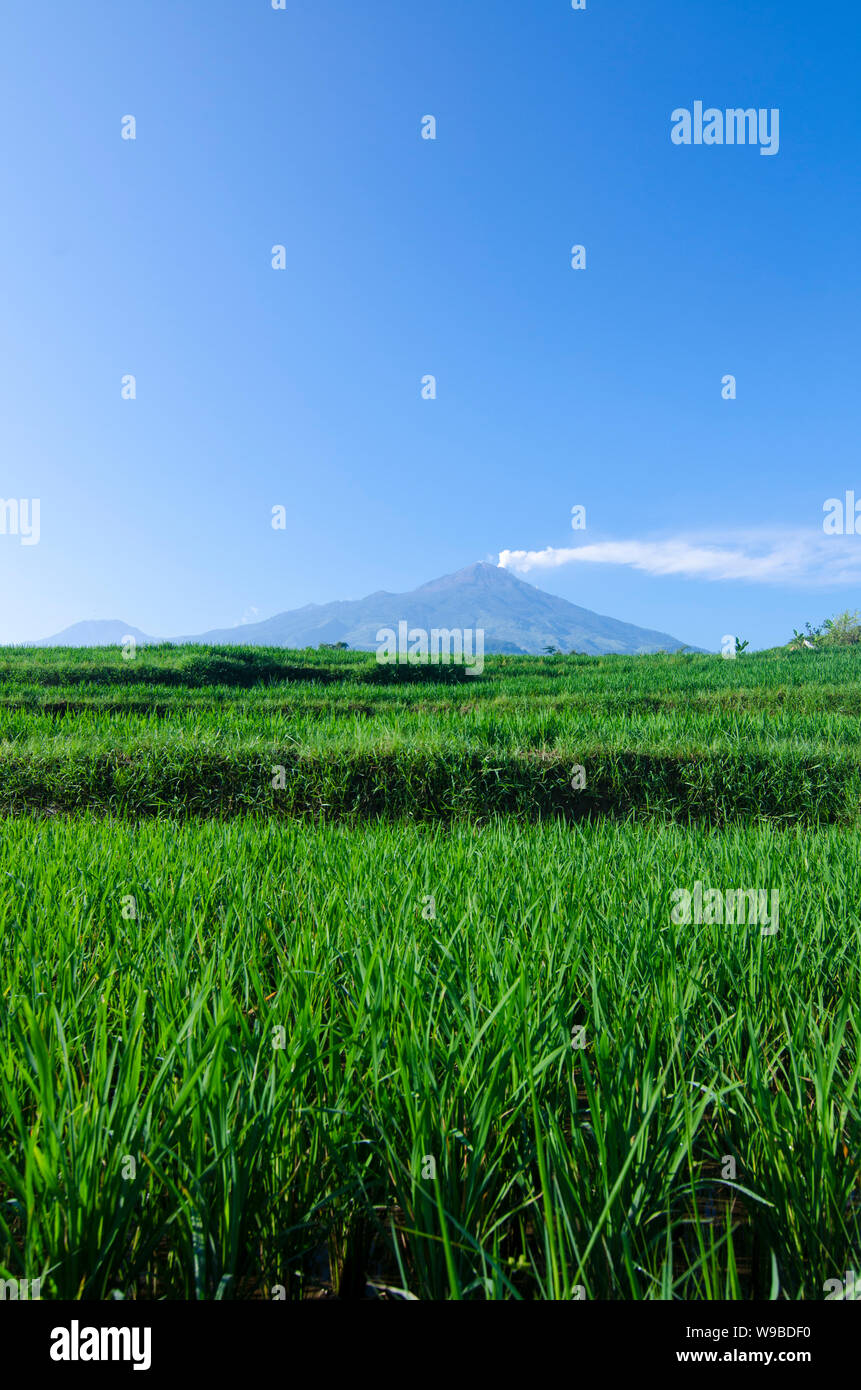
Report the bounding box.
[498,531,861,587]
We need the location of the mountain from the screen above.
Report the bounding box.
[175,563,696,654]
[30,566,697,654]
[30,620,159,648]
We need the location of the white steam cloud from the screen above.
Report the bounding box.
[498,531,861,587]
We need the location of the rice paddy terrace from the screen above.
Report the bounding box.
[0,645,858,1299]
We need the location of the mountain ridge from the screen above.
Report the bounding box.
[30,563,699,654]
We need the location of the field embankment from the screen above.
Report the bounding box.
[0,646,857,823]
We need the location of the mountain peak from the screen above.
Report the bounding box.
[31,619,159,648]
[414,560,520,594]
[171,560,696,653]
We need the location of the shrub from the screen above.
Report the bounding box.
[821,610,861,647]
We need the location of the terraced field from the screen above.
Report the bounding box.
[0,646,860,823]
[0,646,858,1299]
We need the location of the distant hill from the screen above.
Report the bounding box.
[31,620,159,648]
[175,562,696,654]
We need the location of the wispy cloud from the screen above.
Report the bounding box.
[498,531,861,587]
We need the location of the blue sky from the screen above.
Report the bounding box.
[0,0,859,649]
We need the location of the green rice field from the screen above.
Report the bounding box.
[0,646,858,1299]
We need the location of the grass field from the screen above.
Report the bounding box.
[0,646,858,1300]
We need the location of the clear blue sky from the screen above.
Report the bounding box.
[1,0,859,650]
